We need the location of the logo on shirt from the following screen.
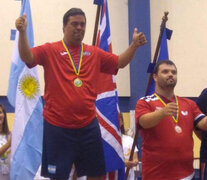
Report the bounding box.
[83,51,90,56]
[155,107,163,111]
[181,111,188,116]
[60,51,68,56]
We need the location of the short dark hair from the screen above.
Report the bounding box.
[63,8,86,26]
[153,60,177,74]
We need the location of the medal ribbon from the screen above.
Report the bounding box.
[154,93,179,123]
[62,40,83,75]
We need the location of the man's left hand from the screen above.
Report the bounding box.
[132,28,147,48]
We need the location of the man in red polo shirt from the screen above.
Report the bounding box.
[135,60,207,180]
[15,8,146,180]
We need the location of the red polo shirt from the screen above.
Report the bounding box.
[29,41,118,128]
[135,94,205,180]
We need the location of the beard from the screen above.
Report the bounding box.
[158,78,177,89]
[166,82,176,88]
[166,78,177,87]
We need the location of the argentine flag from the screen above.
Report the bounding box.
[7,0,43,180]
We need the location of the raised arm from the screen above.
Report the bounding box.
[15,13,34,65]
[139,102,178,129]
[118,28,147,69]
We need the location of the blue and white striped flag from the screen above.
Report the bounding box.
[7,0,43,179]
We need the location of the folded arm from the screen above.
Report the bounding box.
[125,152,138,168]
[0,135,11,157]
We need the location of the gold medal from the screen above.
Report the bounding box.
[74,78,82,87]
[154,93,180,134]
[175,125,182,133]
[62,40,84,88]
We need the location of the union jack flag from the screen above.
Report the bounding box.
[94,0,125,179]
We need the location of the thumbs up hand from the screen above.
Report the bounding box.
[132,28,147,48]
[15,13,27,33]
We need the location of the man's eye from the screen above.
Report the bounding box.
[71,22,85,27]
[162,70,168,74]
[72,22,78,26]
[80,23,85,27]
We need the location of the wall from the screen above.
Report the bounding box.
[3,1,207,101]
[150,0,207,97]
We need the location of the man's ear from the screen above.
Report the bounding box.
[153,73,157,82]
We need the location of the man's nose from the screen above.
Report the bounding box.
[75,23,85,29]
[76,24,82,29]
[168,71,174,76]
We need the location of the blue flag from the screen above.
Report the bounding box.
[93,0,103,5]
[7,0,43,179]
[147,27,173,95]
[95,0,125,179]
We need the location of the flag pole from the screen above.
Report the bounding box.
[92,5,101,45]
[144,11,169,96]
[125,11,169,180]
[125,126,139,179]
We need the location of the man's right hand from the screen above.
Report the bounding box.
[15,14,27,33]
[162,102,178,117]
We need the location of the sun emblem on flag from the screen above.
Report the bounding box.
[19,75,39,99]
